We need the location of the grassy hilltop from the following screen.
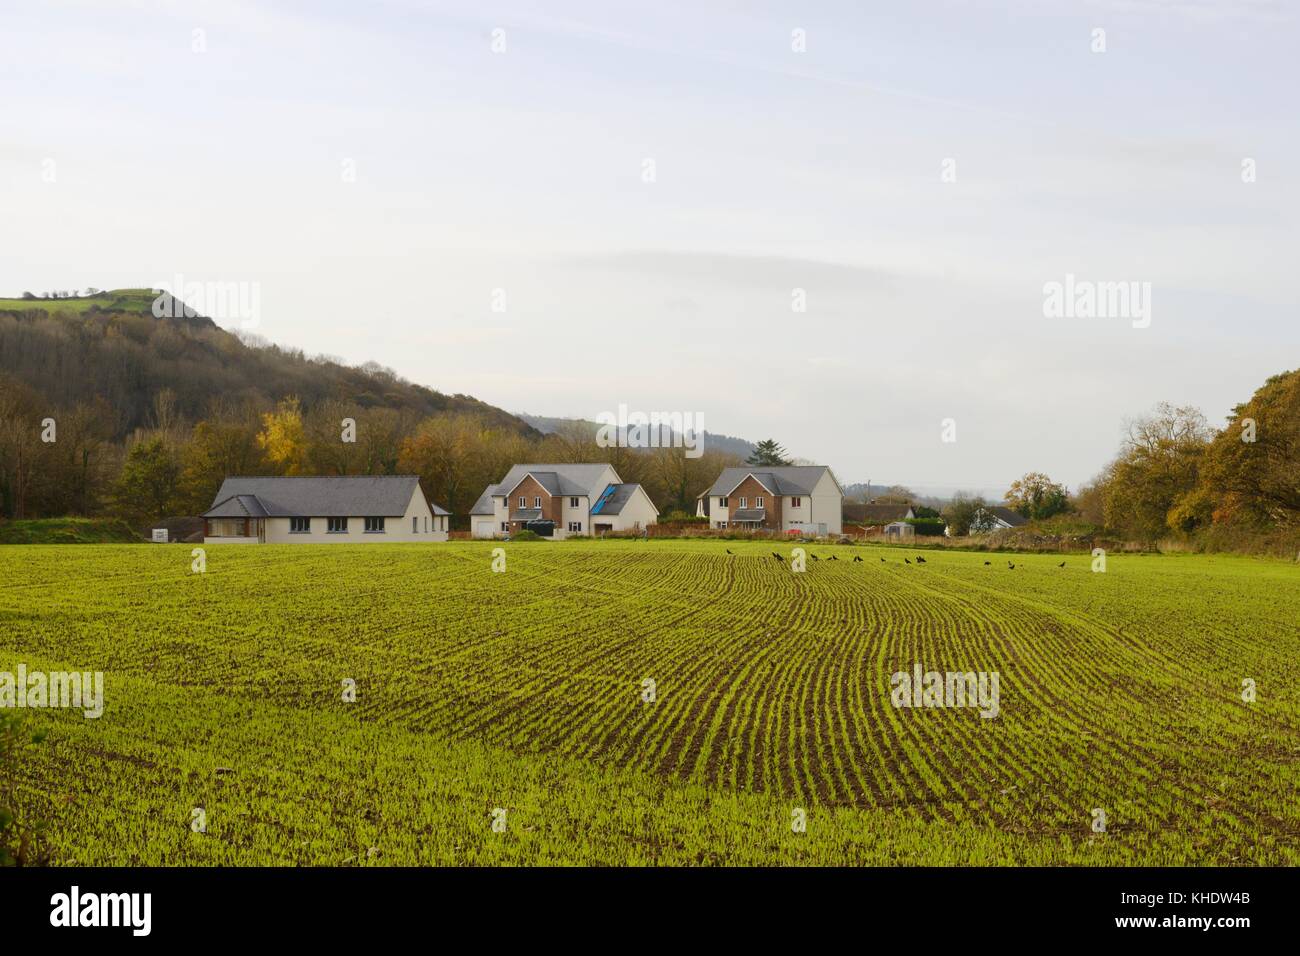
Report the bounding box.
[0,289,164,314]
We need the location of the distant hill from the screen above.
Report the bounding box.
[0,289,538,440]
[518,413,756,460]
[842,482,1005,509]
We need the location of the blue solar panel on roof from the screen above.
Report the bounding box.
[592,484,617,515]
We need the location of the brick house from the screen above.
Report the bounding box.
[696,465,843,535]
[469,463,659,539]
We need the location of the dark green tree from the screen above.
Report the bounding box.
[942,492,990,536]
[1004,472,1070,520]
[746,439,790,467]
[113,437,180,521]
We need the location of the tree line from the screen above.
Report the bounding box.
[2,297,1295,546]
[0,382,740,527]
[940,369,1298,546]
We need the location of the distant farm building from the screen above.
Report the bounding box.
[947,505,1030,536]
[975,506,1029,532]
[846,502,916,538]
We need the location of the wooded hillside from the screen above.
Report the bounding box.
[0,291,532,439]
[0,291,738,526]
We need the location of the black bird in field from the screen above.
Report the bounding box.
[915,556,926,564]
[828,555,838,561]
[726,549,733,555]
[810,554,820,561]
[984,561,991,566]
[880,557,886,563]
[1008,563,1016,570]
[773,552,784,562]
[904,558,911,564]
[853,556,863,563]
[1058,561,1066,568]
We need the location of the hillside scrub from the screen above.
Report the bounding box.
[0,517,139,544]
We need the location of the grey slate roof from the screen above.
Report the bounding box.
[528,472,562,495]
[203,476,421,518]
[985,506,1029,527]
[513,508,544,521]
[853,503,914,524]
[703,466,838,498]
[476,463,619,513]
[473,466,660,519]
[470,485,499,515]
[730,508,767,522]
[431,503,450,516]
[204,494,269,518]
[496,463,616,499]
[590,483,654,517]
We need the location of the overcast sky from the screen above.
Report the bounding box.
[2,0,1296,491]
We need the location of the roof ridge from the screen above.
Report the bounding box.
[207,475,422,518]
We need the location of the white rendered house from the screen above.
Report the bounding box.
[469,463,658,539]
[203,475,449,543]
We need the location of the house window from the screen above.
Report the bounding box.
[327,517,348,534]
[716,521,727,529]
[501,522,509,532]
[534,496,541,508]
[739,497,747,509]
[424,516,429,532]
[413,516,419,533]
[364,517,386,533]
[568,521,582,532]
[289,517,311,534]
[755,497,763,508]
[570,497,580,508]
[519,496,526,508]
[791,497,801,508]
[718,497,727,508]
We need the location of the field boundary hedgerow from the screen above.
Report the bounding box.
[0,517,140,545]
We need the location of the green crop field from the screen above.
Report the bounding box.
[2,540,1296,865]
